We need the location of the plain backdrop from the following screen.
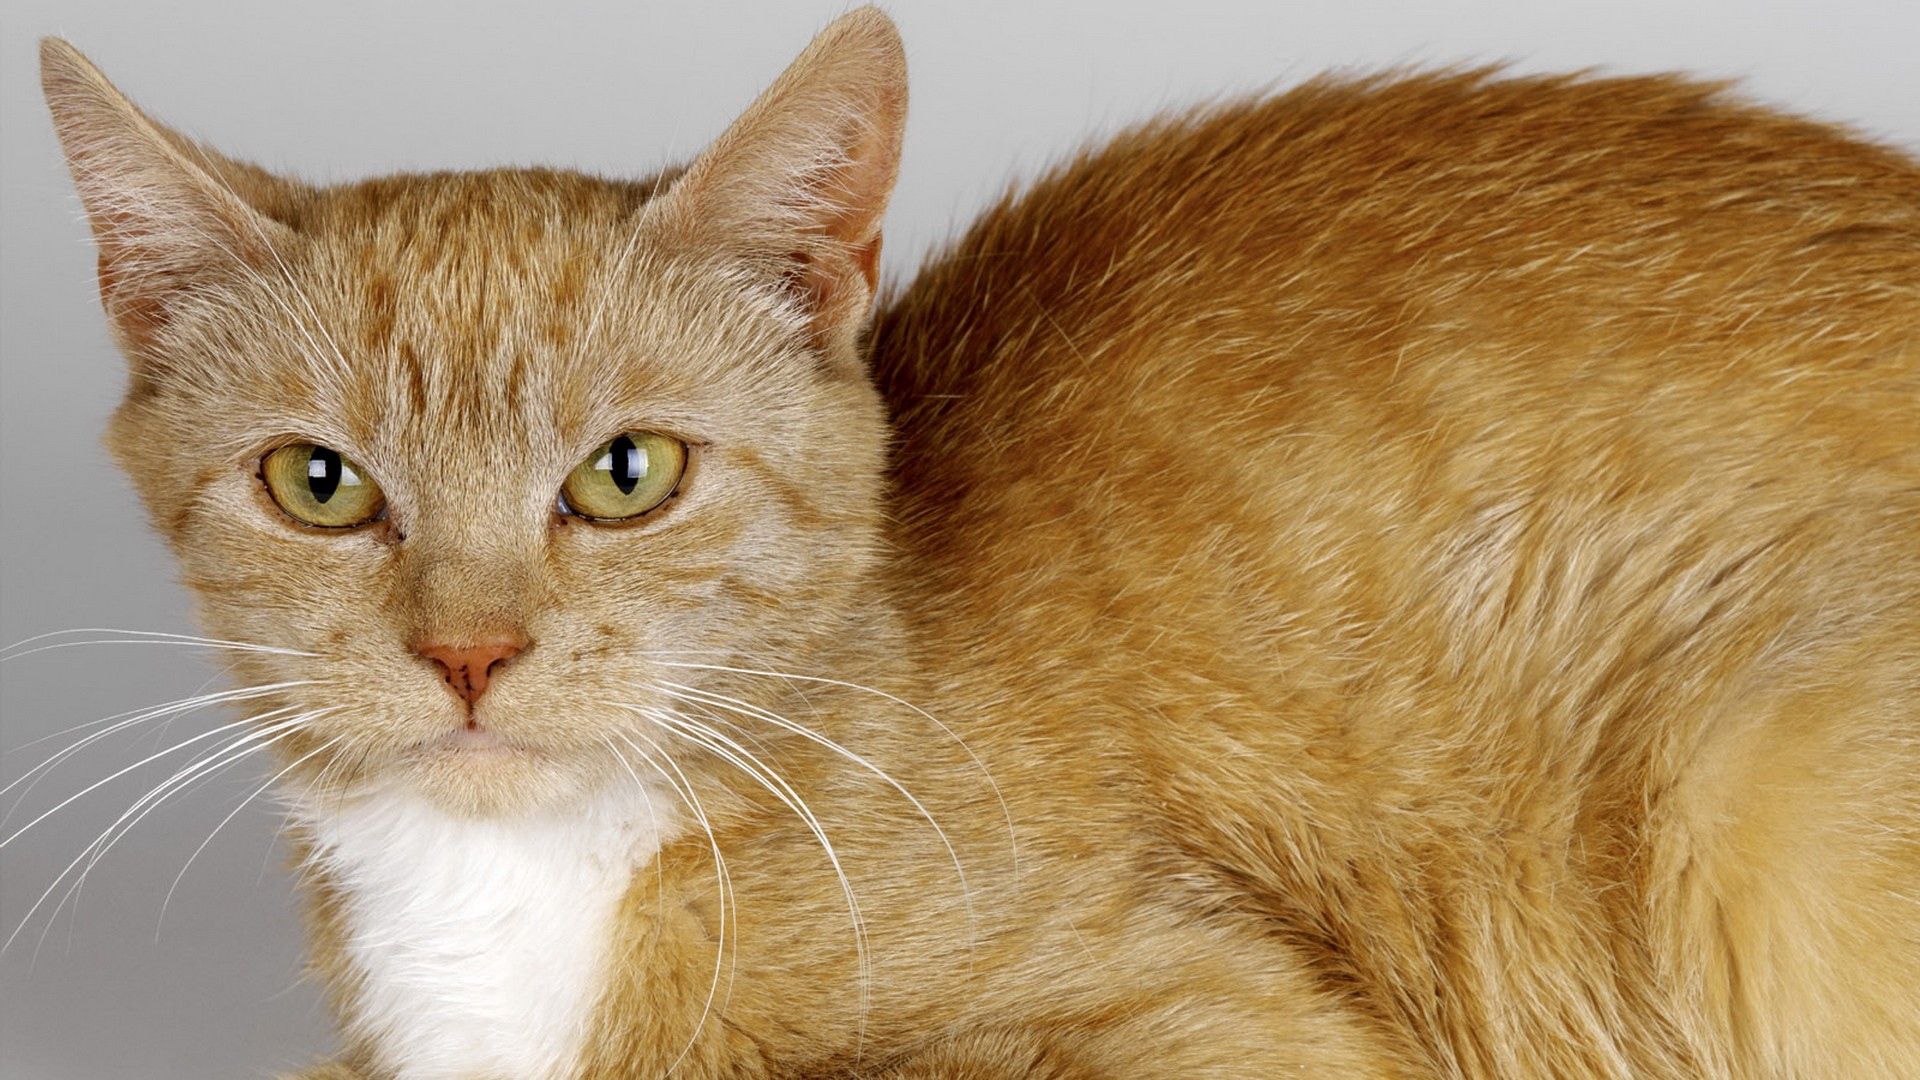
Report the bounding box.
[2,2,1915,1076]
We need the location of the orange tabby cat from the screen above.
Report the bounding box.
[39,7,1919,1078]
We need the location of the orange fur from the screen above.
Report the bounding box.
[40,8,1920,1078]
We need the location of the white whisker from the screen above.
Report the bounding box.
[0,627,316,661]
[628,703,874,1023]
[156,732,346,939]
[172,140,361,389]
[651,655,1017,874]
[1,681,314,815]
[591,734,668,963]
[652,680,974,935]
[0,704,308,851]
[60,711,332,926]
[673,698,781,757]
[576,124,687,364]
[605,729,734,1076]
[5,710,321,957]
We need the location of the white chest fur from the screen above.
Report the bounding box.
[296,783,672,1080]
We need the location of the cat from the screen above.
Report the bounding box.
[36,6,1920,1077]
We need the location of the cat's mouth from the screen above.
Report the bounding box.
[384,722,588,816]
[420,725,524,756]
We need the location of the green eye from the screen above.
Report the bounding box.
[561,432,687,521]
[261,443,385,528]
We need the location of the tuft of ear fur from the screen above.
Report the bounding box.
[650,7,907,365]
[39,37,294,363]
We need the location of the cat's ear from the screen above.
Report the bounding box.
[650,8,906,364]
[40,38,294,360]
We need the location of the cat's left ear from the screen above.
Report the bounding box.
[650,7,906,365]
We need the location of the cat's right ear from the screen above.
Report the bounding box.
[39,38,292,360]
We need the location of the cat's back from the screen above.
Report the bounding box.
[873,71,1920,1075]
[874,68,1919,698]
[876,69,1919,508]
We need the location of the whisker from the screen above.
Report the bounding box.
[330,741,379,818]
[5,710,320,957]
[0,627,317,661]
[261,726,382,878]
[0,640,316,664]
[576,122,687,364]
[260,746,357,888]
[41,714,321,962]
[674,697,780,758]
[627,705,874,1051]
[60,711,333,924]
[0,704,308,850]
[172,140,362,389]
[597,733,669,927]
[1,681,315,816]
[293,729,364,805]
[120,663,233,764]
[649,655,1017,874]
[58,151,348,394]
[605,729,735,1076]
[651,680,974,935]
[156,732,345,939]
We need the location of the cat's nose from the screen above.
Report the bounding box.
[415,639,526,707]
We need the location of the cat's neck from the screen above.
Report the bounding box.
[291,779,673,1080]
[286,601,930,1079]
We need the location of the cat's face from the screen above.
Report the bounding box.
[42,17,906,815]
[107,175,892,815]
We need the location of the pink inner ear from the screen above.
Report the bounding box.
[90,205,262,356]
[783,231,883,348]
[788,232,883,299]
[96,238,177,353]
[853,233,884,295]
[788,126,895,342]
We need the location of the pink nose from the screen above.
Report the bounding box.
[415,639,525,706]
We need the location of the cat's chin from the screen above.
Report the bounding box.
[393,732,597,817]
[427,725,517,755]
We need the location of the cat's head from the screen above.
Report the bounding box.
[40,10,906,816]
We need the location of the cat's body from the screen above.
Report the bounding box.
[37,9,1920,1078]
[867,70,1920,1076]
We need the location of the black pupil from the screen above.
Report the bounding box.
[307,447,343,503]
[609,435,643,495]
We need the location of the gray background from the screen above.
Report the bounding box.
[2,1,1915,1076]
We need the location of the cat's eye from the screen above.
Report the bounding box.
[261,443,386,529]
[560,432,688,522]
